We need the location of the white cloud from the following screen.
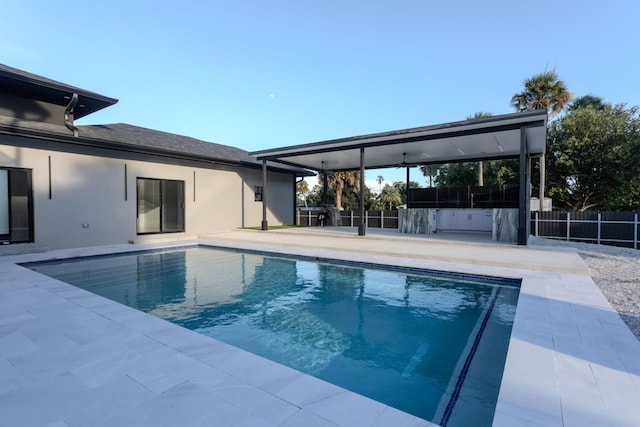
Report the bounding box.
[366,180,382,193]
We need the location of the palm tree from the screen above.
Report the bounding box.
[511,70,573,117]
[326,171,360,210]
[296,179,309,207]
[419,164,440,187]
[376,175,384,191]
[380,185,402,210]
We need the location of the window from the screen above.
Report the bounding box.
[0,167,34,244]
[136,178,184,234]
[254,186,263,202]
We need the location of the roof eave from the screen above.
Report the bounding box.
[0,123,309,175]
[251,110,547,159]
[0,64,118,119]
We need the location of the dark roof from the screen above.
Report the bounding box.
[0,64,309,175]
[0,63,118,119]
[78,123,265,166]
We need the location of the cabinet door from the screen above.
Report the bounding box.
[456,210,471,230]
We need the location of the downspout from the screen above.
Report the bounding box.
[64,93,79,137]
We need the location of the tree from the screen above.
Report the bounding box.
[568,94,606,112]
[376,175,384,191]
[305,184,327,207]
[419,164,440,187]
[434,162,478,186]
[511,70,573,117]
[483,159,520,185]
[546,102,640,210]
[467,112,493,185]
[296,179,309,207]
[326,171,360,210]
[364,186,383,210]
[391,180,420,204]
[379,184,402,210]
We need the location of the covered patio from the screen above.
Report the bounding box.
[251,110,548,245]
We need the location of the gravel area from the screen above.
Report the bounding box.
[529,236,640,341]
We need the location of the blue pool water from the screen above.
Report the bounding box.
[26,246,520,426]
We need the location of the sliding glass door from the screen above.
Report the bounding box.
[0,167,34,243]
[0,170,8,237]
[136,178,184,234]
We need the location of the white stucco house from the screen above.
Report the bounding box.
[0,64,309,253]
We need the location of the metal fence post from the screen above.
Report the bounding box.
[308,210,311,226]
[296,209,300,226]
[535,211,539,236]
[566,212,571,241]
[381,211,384,229]
[365,211,369,228]
[597,213,602,245]
[350,211,354,227]
[635,213,638,250]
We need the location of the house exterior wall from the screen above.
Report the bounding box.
[0,135,295,253]
[0,92,67,126]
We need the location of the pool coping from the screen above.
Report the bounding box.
[2,237,640,426]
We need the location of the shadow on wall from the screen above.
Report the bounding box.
[0,145,25,167]
[34,155,134,249]
[240,170,288,228]
[3,95,53,125]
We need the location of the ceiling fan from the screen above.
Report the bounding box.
[395,153,409,168]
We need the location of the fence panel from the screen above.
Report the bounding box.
[601,212,637,244]
[342,210,398,229]
[382,210,399,229]
[299,209,398,229]
[532,211,639,249]
[296,210,321,226]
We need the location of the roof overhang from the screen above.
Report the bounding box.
[252,110,547,173]
[0,64,118,119]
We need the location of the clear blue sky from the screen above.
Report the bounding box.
[2,0,638,188]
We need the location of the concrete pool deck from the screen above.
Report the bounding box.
[1,228,639,426]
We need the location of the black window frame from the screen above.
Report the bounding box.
[0,167,34,244]
[136,177,185,235]
[254,185,263,202]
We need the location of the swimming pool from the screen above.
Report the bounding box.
[26,245,520,426]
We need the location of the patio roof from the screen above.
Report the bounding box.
[251,110,547,172]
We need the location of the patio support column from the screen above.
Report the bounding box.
[359,147,366,236]
[518,126,529,245]
[406,166,410,204]
[539,154,546,211]
[261,160,268,230]
[321,162,328,206]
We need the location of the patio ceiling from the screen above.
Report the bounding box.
[252,110,547,173]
